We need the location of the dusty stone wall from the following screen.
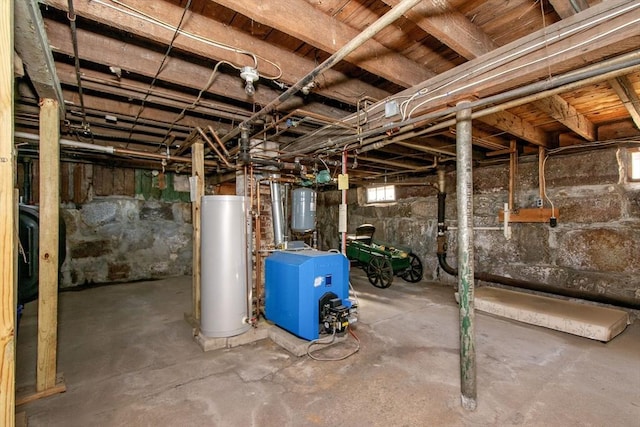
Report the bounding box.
[60,197,193,287]
[317,147,640,304]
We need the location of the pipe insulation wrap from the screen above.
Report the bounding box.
[15,131,115,154]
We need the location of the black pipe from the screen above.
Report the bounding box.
[435,191,640,310]
[437,192,446,233]
[436,191,458,275]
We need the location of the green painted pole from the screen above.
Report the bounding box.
[456,100,477,410]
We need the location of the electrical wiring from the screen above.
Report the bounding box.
[306,327,361,361]
[66,0,88,127]
[402,3,640,120]
[158,60,235,147]
[540,137,640,218]
[317,156,330,173]
[100,0,283,81]
[127,0,193,145]
[541,154,555,219]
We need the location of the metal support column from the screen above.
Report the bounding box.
[456,100,477,411]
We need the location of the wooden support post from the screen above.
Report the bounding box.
[37,98,61,392]
[1,0,16,422]
[456,101,477,411]
[191,140,204,325]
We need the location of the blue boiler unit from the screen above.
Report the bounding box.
[265,250,355,341]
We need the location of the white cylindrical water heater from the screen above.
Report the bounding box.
[291,188,316,232]
[200,195,252,337]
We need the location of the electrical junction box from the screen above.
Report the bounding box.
[384,100,399,118]
[265,250,351,341]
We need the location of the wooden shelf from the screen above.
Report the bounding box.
[498,208,558,223]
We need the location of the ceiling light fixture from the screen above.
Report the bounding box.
[240,66,259,96]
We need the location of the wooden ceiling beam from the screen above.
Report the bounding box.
[41,0,390,106]
[54,62,247,126]
[356,155,424,170]
[532,96,596,141]
[478,111,549,147]
[609,75,640,130]
[14,0,64,113]
[60,89,210,133]
[548,0,591,19]
[465,128,510,151]
[548,0,637,133]
[380,0,495,60]
[16,84,201,136]
[44,19,346,121]
[356,0,639,134]
[396,140,455,157]
[388,0,595,143]
[210,0,434,87]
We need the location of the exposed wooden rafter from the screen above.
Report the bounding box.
[390,0,595,144]
[209,0,434,87]
[42,0,391,107]
[14,0,64,114]
[549,0,640,132]
[609,75,640,130]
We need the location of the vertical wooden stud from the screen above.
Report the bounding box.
[192,140,205,323]
[0,0,16,423]
[36,98,60,392]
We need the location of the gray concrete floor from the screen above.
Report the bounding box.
[16,271,640,426]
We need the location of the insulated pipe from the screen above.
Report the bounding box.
[221,0,424,143]
[293,50,640,156]
[456,101,477,412]
[270,176,285,248]
[15,131,218,166]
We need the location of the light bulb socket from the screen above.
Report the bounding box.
[240,66,259,97]
[244,81,255,96]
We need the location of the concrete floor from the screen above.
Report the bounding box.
[16,270,640,426]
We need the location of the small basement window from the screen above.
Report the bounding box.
[367,184,396,203]
[631,149,640,182]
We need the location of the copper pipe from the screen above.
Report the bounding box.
[208,125,230,158]
[196,127,232,168]
[112,146,218,167]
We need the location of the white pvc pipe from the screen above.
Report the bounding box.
[15,131,115,154]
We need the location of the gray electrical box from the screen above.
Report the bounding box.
[385,100,399,118]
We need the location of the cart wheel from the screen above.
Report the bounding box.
[401,253,423,283]
[367,256,393,288]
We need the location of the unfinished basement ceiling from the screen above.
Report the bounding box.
[13,0,640,182]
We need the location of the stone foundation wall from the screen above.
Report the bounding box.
[60,197,193,287]
[317,147,640,305]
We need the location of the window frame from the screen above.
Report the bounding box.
[366,184,396,204]
[630,148,640,182]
